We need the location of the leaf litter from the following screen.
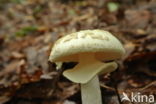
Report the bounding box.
[0,0,156,104]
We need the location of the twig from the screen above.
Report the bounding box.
[100,81,156,94]
[114,84,122,104]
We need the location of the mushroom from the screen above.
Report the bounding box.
[49,30,125,104]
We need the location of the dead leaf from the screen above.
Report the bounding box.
[125,10,151,29]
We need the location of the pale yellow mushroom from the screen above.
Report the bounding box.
[49,29,125,104]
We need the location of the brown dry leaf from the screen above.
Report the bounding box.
[0,60,25,77]
[11,51,25,59]
[127,76,151,88]
[0,36,4,46]
[123,42,136,59]
[144,34,156,51]
[44,100,63,104]
[125,51,156,77]
[0,96,10,104]
[57,82,79,100]
[125,9,151,29]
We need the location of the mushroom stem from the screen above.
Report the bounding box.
[81,75,102,104]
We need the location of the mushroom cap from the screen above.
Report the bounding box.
[49,29,125,62]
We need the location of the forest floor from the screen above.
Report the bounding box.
[0,0,156,104]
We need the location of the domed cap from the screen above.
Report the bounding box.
[49,29,125,62]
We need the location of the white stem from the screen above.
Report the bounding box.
[81,75,102,104]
